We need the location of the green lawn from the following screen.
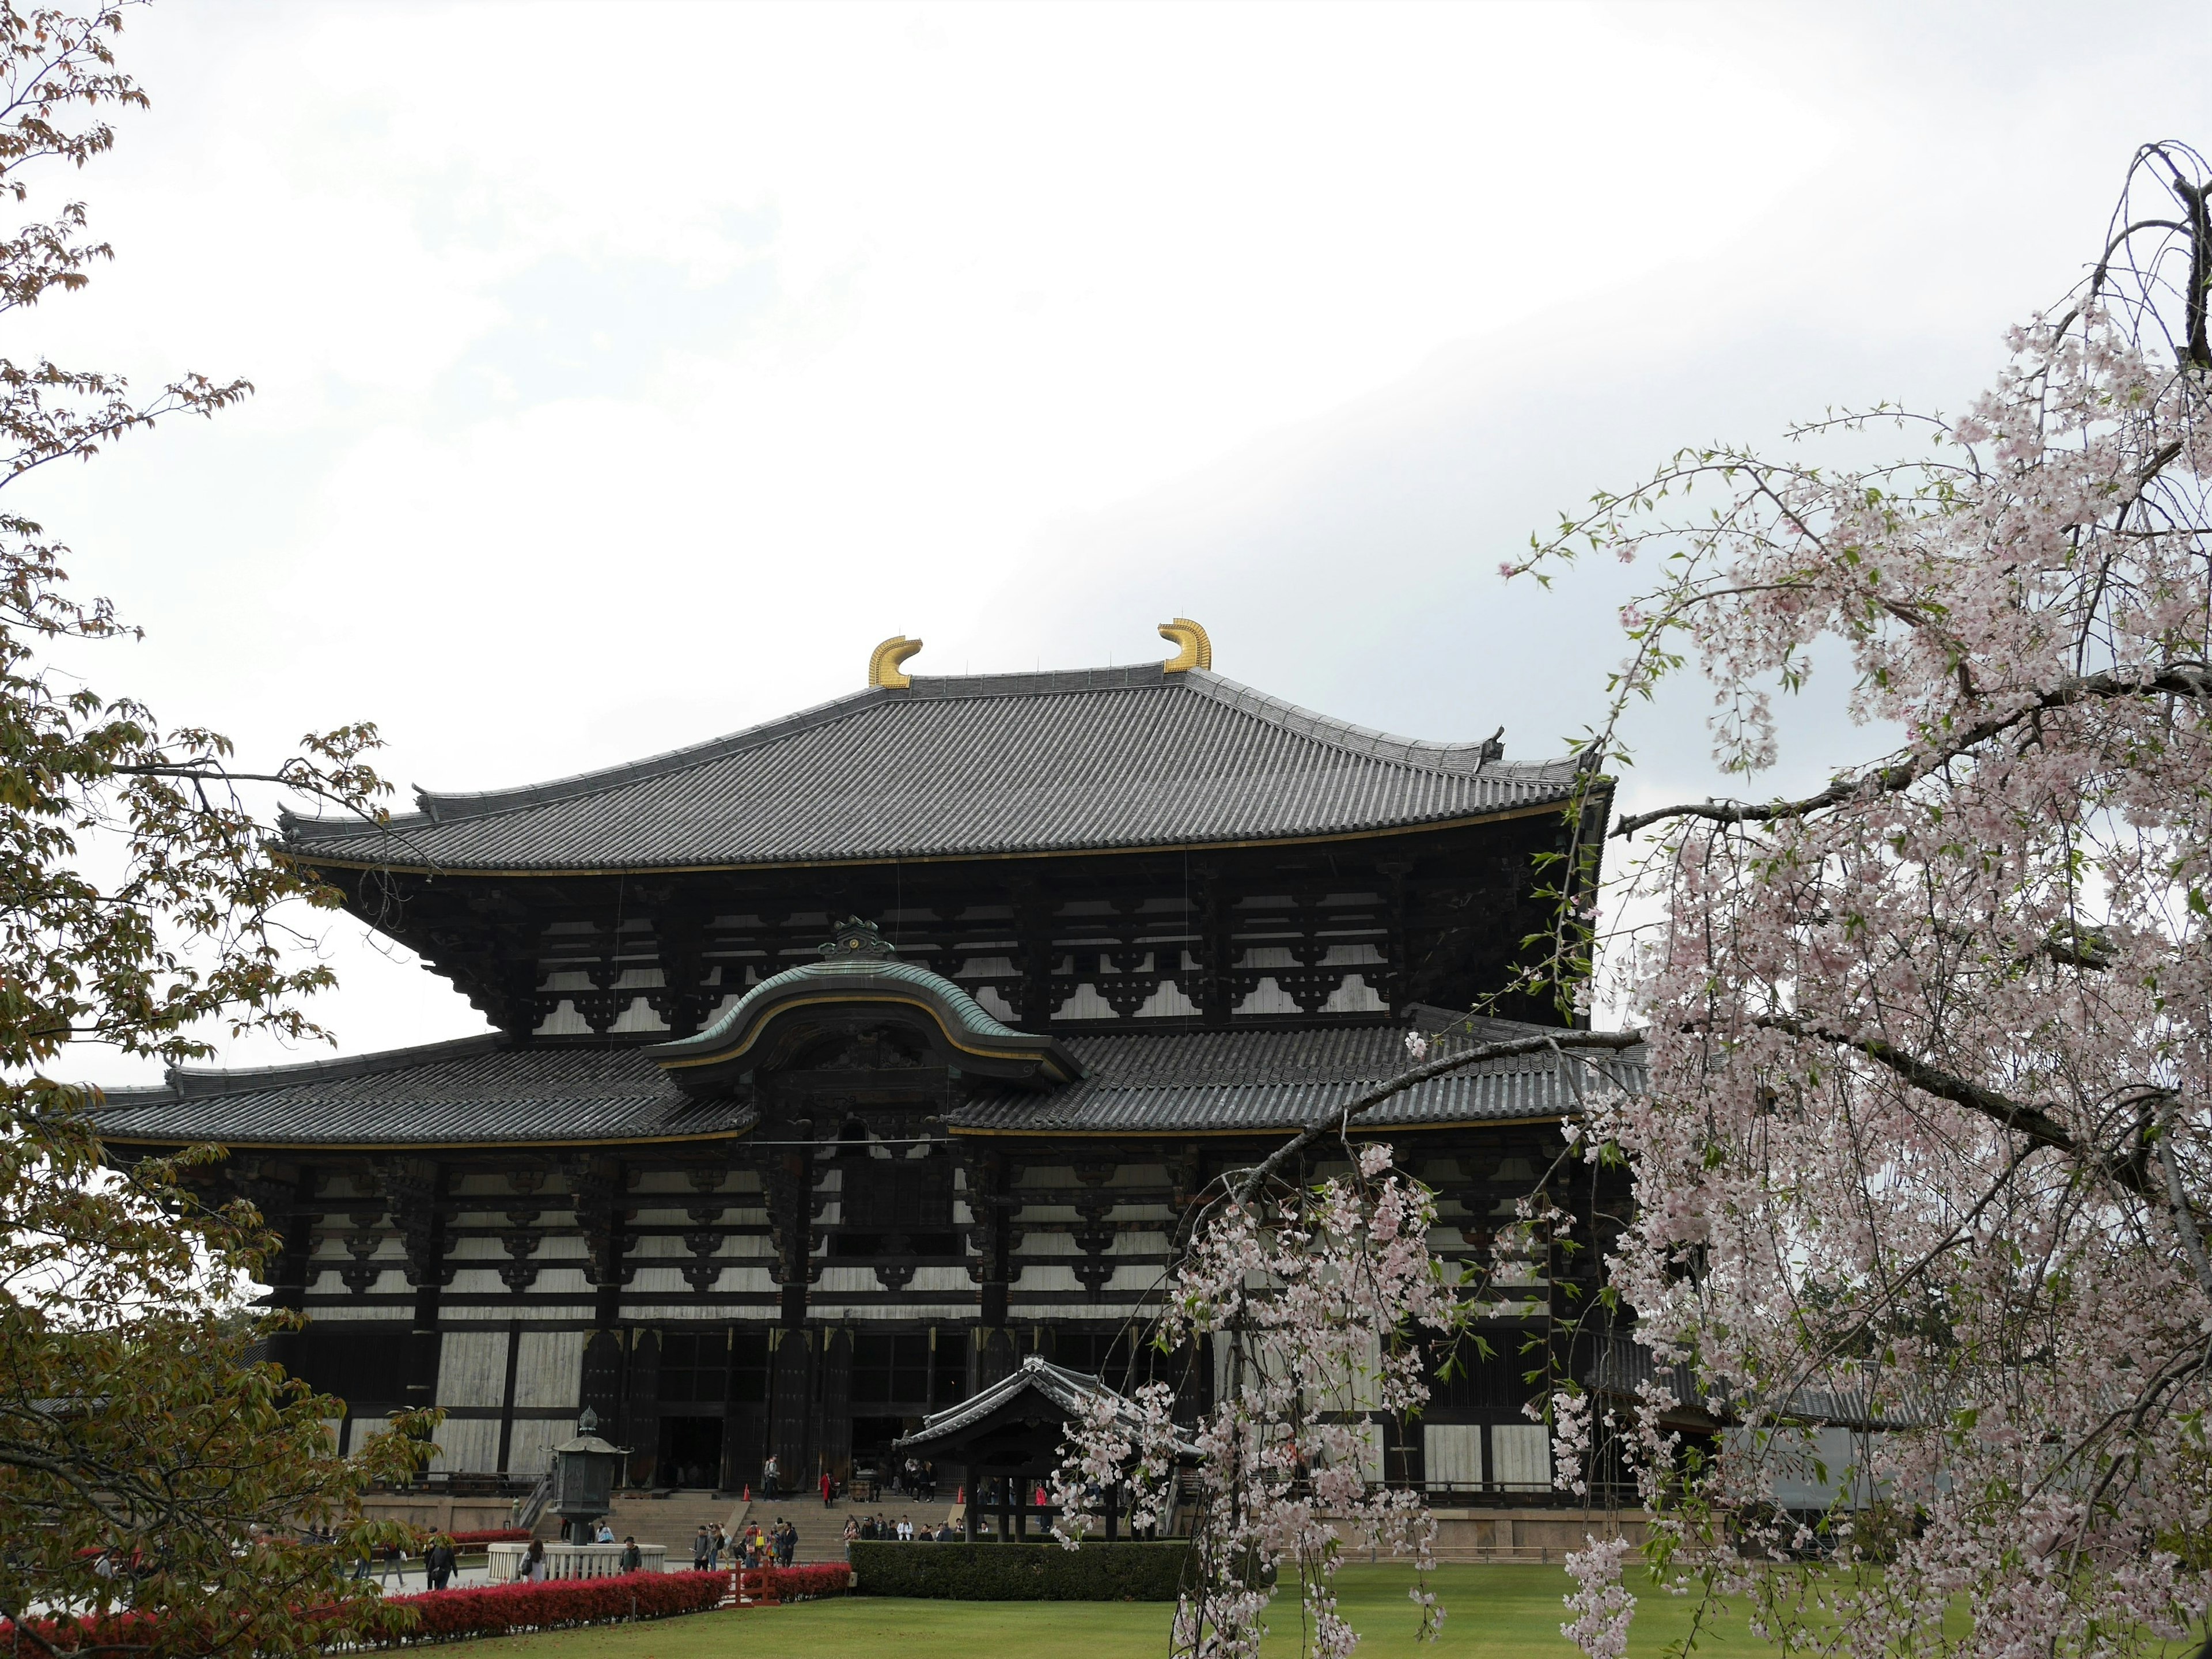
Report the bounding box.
[454,1565,1783,1659]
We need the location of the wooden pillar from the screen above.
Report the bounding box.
[627,1328,664,1486]
[817,1327,853,1489]
[389,1161,448,1419]
[263,1200,315,1377]
[497,1320,523,1476]
[768,1327,812,1494]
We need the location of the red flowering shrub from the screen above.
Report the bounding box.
[0,1565,851,1652]
[764,1563,852,1601]
[387,1571,728,1639]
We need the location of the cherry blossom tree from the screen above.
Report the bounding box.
[1069,140,2212,1659]
[1051,1028,1639,1659]
[1516,139,2212,1659]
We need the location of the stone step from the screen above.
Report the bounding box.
[596,1489,750,1560]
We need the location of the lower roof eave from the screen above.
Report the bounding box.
[94,1126,759,1154]
[942,1112,1572,1139]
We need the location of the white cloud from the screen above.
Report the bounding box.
[25,0,2212,1075]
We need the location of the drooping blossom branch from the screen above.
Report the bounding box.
[1518,139,2212,1659]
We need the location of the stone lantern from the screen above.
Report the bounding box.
[550,1407,627,1545]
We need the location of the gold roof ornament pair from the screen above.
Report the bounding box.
[866,619,1210,688]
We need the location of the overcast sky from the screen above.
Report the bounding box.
[29,0,2212,1078]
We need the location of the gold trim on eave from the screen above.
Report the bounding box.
[869,635,923,688]
[1158,618,1211,673]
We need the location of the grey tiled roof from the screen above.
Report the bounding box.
[85,1036,752,1149]
[946,1021,1645,1135]
[83,1021,1638,1150]
[280,665,1583,872]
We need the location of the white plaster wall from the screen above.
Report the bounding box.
[431,1417,501,1474]
[512,1331,585,1410]
[438,1330,507,1410]
[1424,1425,1482,1485]
[506,1419,566,1479]
[1491,1425,1551,1491]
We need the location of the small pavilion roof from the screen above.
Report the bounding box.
[894,1355,1194,1463]
[278,664,1585,873]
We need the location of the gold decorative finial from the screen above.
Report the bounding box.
[1158,618,1211,673]
[868,635,923,688]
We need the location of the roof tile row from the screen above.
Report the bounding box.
[282,667,1582,873]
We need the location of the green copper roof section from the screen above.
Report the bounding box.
[645,918,1081,1089]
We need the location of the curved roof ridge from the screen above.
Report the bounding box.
[1179,669,1533,776]
[656,954,1027,1058]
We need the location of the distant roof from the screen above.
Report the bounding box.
[279,664,1584,873]
[81,1020,1638,1150]
[86,1036,751,1149]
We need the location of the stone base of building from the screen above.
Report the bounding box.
[1427,1507,1645,1563]
[359,1493,527,1536]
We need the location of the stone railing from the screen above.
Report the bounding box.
[485,1541,669,1582]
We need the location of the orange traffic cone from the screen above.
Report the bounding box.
[956,1486,965,1504]
[742,1483,751,1501]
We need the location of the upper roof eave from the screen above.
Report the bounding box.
[274,664,1603,875]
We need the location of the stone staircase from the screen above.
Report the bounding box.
[569,1489,750,1560]
[764,1493,965,1563]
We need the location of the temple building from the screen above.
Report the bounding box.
[90,622,1635,1507]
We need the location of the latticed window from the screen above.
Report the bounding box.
[657,1330,728,1403]
[849,1332,931,1406]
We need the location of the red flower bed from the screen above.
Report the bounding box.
[763,1563,852,1601]
[0,1565,853,1652]
[388,1571,728,1639]
[440,1529,531,1548]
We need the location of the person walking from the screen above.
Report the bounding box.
[620,1535,642,1575]
[841,1516,858,1558]
[424,1535,457,1592]
[763,1452,781,1500]
[778,1518,797,1567]
[711,1522,728,1567]
[523,1539,547,1584]
[691,1525,711,1572]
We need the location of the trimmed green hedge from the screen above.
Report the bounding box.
[850,1540,1186,1601]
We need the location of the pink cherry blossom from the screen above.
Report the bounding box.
[1518,142,2212,1659]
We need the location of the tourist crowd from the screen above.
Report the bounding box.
[840,1514,961,1546]
[691,1519,798,1570]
